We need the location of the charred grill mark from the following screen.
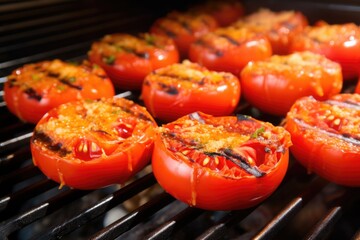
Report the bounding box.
[155,72,207,86]
[24,88,42,101]
[93,129,111,136]
[48,72,60,78]
[294,118,360,145]
[159,25,177,38]
[219,34,239,46]
[282,21,296,30]
[109,102,153,122]
[194,39,223,57]
[167,16,192,33]
[59,79,82,90]
[163,132,199,147]
[33,131,70,157]
[325,99,360,110]
[158,82,179,95]
[222,148,265,177]
[7,78,17,88]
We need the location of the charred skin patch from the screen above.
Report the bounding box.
[32,130,70,157]
[24,88,42,101]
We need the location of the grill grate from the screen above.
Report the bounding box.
[1,0,360,239]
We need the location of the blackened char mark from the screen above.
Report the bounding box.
[59,79,82,90]
[194,39,223,57]
[219,34,239,46]
[110,102,154,122]
[222,148,265,177]
[158,82,179,95]
[158,25,177,38]
[24,88,42,101]
[33,130,70,157]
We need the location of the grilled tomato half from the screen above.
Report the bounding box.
[233,8,308,55]
[150,11,218,58]
[4,60,115,124]
[141,60,241,122]
[189,26,272,75]
[152,112,292,210]
[284,94,360,186]
[88,33,179,90]
[240,51,343,116]
[290,23,360,80]
[31,97,157,190]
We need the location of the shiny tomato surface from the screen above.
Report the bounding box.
[290,23,360,80]
[240,51,343,116]
[152,112,292,210]
[189,27,272,75]
[356,78,360,94]
[150,11,218,58]
[31,97,157,189]
[88,33,179,90]
[233,8,308,55]
[189,0,244,27]
[141,60,241,122]
[4,60,115,124]
[285,94,360,186]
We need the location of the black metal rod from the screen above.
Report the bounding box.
[305,206,342,240]
[90,192,175,240]
[145,206,204,240]
[34,173,157,240]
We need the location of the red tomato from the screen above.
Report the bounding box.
[240,51,343,116]
[189,0,244,27]
[233,9,308,55]
[88,33,179,90]
[150,11,218,58]
[141,60,241,122]
[189,27,272,75]
[290,23,360,80]
[30,97,157,189]
[152,112,292,210]
[284,94,360,186]
[356,77,360,93]
[4,60,115,124]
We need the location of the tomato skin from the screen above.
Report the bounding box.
[290,23,360,80]
[3,60,115,124]
[233,9,308,55]
[88,33,179,90]
[355,77,360,94]
[189,27,272,75]
[189,0,244,27]
[284,94,360,186]
[141,60,241,122]
[152,112,291,210]
[150,11,218,58]
[240,51,343,116]
[30,98,157,190]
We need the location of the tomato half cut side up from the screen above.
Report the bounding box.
[152,112,292,210]
[30,98,157,190]
[141,60,241,122]
[284,94,360,186]
[4,59,115,124]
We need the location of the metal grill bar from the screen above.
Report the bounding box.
[34,173,157,240]
[91,192,175,240]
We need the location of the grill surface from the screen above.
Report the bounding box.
[1,0,360,239]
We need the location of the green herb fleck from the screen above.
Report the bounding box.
[103,55,115,65]
[31,74,40,81]
[251,127,265,139]
[144,33,155,45]
[56,85,65,91]
[68,77,76,83]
